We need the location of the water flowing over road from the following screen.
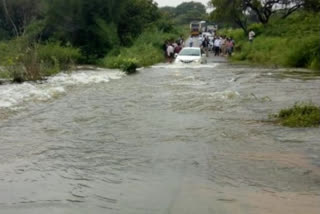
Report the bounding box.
[0,56,320,213]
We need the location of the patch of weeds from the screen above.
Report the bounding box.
[275,103,320,127]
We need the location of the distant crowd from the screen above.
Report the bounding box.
[198,34,235,57]
[162,30,256,63]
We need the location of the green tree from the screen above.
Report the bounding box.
[118,0,160,45]
[160,2,207,25]
[210,0,249,33]
[45,0,128,58]
[175,2,207,24]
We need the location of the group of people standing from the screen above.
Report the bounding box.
[163,36,184,63]
[200,35,235,57]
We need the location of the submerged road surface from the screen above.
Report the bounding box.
[0,51,320,213]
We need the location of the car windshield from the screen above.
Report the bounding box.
[179,49,200,56]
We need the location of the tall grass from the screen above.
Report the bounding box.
[0,39,81,81]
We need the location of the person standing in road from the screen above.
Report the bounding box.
[201,36,209,57]
[221,36,227,56]
[213,36,221,56]
[189,39,193,47]
[248,30,255,43]
[226,38,234,56]
[174,43,182,54]
[167,43,174,63]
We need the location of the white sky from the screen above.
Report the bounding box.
[155,0,210,7]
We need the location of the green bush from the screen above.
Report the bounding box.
[37,42,82,74]
[285,36,319,68]
[218,28,245,42]
[101,43,164,69]
[276,103,320,127]
[120,58,139,74]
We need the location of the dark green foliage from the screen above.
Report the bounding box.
[304,0,320,11]
[120,58,139,74]
[118,0,160,45]
[276,103,320,127]
[44,0,127,58]
[0,0,46,37]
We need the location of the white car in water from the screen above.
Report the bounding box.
[175,47,207,64]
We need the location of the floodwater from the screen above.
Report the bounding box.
[0,55,320,213]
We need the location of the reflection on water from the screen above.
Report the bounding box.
[0,63,319,214]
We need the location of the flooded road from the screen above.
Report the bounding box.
[0,57,320,213]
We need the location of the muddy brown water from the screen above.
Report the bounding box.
[0,55,320,213]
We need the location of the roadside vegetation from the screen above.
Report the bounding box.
[210,0,320,70]
[219,12,320,70]
[100,28,186,73]
[274,103,320,128]
[0,0,189,80]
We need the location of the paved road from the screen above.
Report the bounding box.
[185,36,228,64]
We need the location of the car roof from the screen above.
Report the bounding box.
[181,47,200,50]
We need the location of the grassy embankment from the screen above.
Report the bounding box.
[219,11,320,70]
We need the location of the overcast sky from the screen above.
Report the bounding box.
[155,0,210,7]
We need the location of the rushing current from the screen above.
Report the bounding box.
[0,53,320,213]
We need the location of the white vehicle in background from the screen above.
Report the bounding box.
[175,47,207,64]
[202,32,212,38]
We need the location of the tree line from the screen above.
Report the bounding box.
[0,0,169,59]
[159,2,208,25]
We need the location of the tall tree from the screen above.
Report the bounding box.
[210,0,249,33]
[160,2,207,25]
[242,0,304,24]
[118,0,160,45]
[45,0,129,57]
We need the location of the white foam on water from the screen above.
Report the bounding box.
[172,75,207,87]
[151,63,218,69]
[0,68,124,109]
[209,90,240,100]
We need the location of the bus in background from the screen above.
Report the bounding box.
[199,21,206,33]
[190,21,200,37]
